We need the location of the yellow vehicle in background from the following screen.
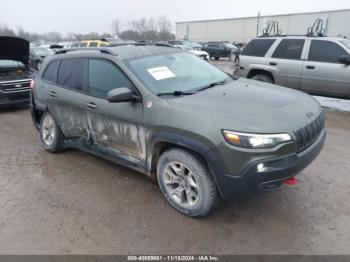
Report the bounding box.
[80,39,110,47]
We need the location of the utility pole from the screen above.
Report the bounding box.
[256,12,260,37]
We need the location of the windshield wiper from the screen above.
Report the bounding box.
[196,79,230,93]
[157,91,196,97]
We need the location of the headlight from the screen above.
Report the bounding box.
[222,130,292,149]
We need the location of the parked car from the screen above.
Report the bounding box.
[202,42,240,60]
[236,36,350,99]
[29,47,54,70]
[168,40,202,50]
[31,46,325,217]
[0,36,34,108]
[174,44,210,60]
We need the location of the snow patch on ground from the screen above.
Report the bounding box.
[314,96,350,112]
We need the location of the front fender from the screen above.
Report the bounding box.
[147,131,226,198]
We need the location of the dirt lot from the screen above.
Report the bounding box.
[0,105,349,255]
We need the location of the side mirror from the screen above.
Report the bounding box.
[339,55,350,65]
[107,87,140,103]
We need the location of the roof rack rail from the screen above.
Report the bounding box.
[54,47,118,56]
[307,18,326,37]
[108,42,174,48]
[261,21,283,37]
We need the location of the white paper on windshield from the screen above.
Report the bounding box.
[147,66,176,81]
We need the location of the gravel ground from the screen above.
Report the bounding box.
[0,106,349,255]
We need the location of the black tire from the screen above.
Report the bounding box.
[214,57,220,60]
[157,148,220,218]
[251,74,274,83]
[39,112,65,153]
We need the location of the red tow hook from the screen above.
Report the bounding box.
[284,177,297,186]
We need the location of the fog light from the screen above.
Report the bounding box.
[257,163,265,172]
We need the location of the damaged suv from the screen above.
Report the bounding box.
[0,37,34,107]
[31,46,326,217]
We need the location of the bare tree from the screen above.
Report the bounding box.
[157,16,174,41]
[112,19,121,37]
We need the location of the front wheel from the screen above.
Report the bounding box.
[157,148,220,217]
[40,112,65,153]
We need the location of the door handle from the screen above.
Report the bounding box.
[270,62,277,66]
[48,91,57,98]
[85,102,98,109]
[306,65,316,70]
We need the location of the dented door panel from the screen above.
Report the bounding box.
[85,98,148,165]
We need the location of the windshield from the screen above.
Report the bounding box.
[0,60,25,68]
[32,48,54,56]
[125,52,232,95]
[341,40,350,50]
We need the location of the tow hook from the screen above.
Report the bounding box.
[284,177,297,186]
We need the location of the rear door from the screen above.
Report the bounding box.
[85,58,146,167]
[268,38,306,89]
[47,58,90,139]
[301,39,350,97]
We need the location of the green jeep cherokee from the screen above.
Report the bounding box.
[31,46,326,217]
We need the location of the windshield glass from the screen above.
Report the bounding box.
[341,40,350,50]
[32,48,54,56]
[125,52,232,95]
[0,60,25,68]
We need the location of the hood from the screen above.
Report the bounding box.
[167,78,321,134]
[0,37,29,65]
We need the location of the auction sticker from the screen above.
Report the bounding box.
[147,66,176,81]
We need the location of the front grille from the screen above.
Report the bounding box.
[294,111,325,152]
[0,79,32,94]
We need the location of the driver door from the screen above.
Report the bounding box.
[85,58,146,166]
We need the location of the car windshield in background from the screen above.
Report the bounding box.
[0,60,25,68]
[125,52,232,95]
[32,48,54,56]
[341,40,350,49]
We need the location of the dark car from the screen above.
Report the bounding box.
[31,46,325,217]
[29,47,54,70]
[0,36,35,108]
[202,42,240,60]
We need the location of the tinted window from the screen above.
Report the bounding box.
[208,44,219,48]
[309,40,348,63]
[241,39,276,57]
[80,42,88,47]
[89,42,98,47]
[57,59,86,91]
[272,39,305,60]
[88,59,132,98]
[42,60,59,82]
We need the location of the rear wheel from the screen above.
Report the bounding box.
[157,148,220,218]
[40,112,64,153]
[251,74,273,83]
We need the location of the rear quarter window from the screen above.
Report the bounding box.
[241,39,276,57]
[42,60,59,82]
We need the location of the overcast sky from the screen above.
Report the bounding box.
[1,0,350,35]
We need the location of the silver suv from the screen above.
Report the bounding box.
[236,36,350,99]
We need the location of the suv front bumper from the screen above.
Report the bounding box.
[214,129,326,200]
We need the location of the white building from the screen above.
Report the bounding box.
[176,9,350,43]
